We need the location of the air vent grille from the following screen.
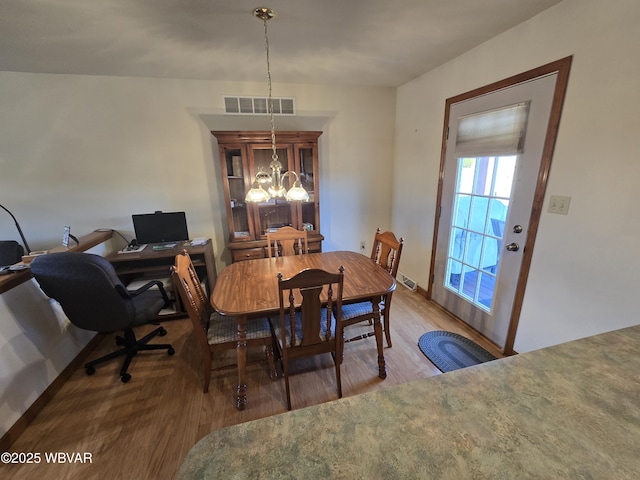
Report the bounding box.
[224,96,295,115]
[398,272,418,292]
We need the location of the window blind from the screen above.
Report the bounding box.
[454,101,530,157]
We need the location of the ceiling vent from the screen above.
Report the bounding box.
[223,96,295,115]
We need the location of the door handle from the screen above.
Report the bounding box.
[506,242,519,252]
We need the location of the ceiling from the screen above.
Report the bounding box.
[0,0,563,88]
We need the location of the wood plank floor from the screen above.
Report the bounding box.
[2,287,504,480]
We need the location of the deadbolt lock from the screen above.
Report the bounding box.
[506,242,520,252]
[513,225,523,234]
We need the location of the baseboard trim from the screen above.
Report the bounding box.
[0,333,104,451]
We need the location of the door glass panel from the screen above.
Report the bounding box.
[477,271,495,309]
[449,227,465,261]
[446,259,463,289]
[487,199,508,236]
[469,196,489,233]
[445,155,516,312]
[494,157,517,197]
[473,157,495,196]
[463,232,482,269]
[452,196,470,228]
[460,268,478,302]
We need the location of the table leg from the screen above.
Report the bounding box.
[236,315,248,410]
[372,296,387,379]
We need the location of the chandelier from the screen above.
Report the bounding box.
[244,7,309,204]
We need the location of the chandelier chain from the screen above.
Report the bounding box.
[262,17,278,162]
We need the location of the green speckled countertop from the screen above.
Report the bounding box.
[177,326,640,479]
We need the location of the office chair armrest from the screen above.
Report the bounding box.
[116,281,171,308]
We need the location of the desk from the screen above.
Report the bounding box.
[0,230,113,294]
[211,251,396,410]
[106,240,216,319]
[178,325,640,479]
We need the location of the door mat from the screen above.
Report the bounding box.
[418,330,497,373]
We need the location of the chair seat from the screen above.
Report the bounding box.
[271,308,336,346]
[207,312,273,344]
[131,290,168,326]
[341,300,385,321]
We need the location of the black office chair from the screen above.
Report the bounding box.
[0,240,24,266]
[31,252,175,383]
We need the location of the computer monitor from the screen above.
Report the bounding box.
[132,211,189,244]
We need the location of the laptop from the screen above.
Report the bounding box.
[132,211,189,245]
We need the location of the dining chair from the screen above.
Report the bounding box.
[272,266,344,410]
[266,226,309,258]
[342,228,404,348]
[171,250,276,393]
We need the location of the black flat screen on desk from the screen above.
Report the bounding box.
[132,211,189,244]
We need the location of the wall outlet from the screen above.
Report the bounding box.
[548,195,571,215]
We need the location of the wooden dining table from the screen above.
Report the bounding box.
[210,250,396,410]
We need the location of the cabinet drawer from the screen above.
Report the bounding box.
[308,241,322,253]
[232,248,266,262]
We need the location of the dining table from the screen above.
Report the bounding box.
[210,250,396,410]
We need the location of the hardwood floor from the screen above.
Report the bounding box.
[2,287,504,480]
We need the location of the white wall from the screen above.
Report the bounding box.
[0,241,110,437]
[0,74,396,272]
[393,0,640,352]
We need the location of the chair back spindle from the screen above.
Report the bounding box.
[370,228,404,277]
[267,226,309,258]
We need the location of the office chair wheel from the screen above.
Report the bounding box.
[85,366,96,376]
[159,327,168,337]
[121,373,132,383]
[168,347,175,356]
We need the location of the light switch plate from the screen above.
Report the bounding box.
[548,195,571,215]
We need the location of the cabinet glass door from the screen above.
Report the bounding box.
[223,147,251,240]
[297,144,318,233]
[250,144,294,236]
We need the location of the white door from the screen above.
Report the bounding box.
[431,73,558,349]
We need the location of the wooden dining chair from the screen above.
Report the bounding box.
[272,266,344,410]
[266,226,309,258]
[342,228,404,348]
[171,250,276,393]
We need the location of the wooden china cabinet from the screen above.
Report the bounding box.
[212,131,324,262]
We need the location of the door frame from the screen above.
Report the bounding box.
[427,56,573,355]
